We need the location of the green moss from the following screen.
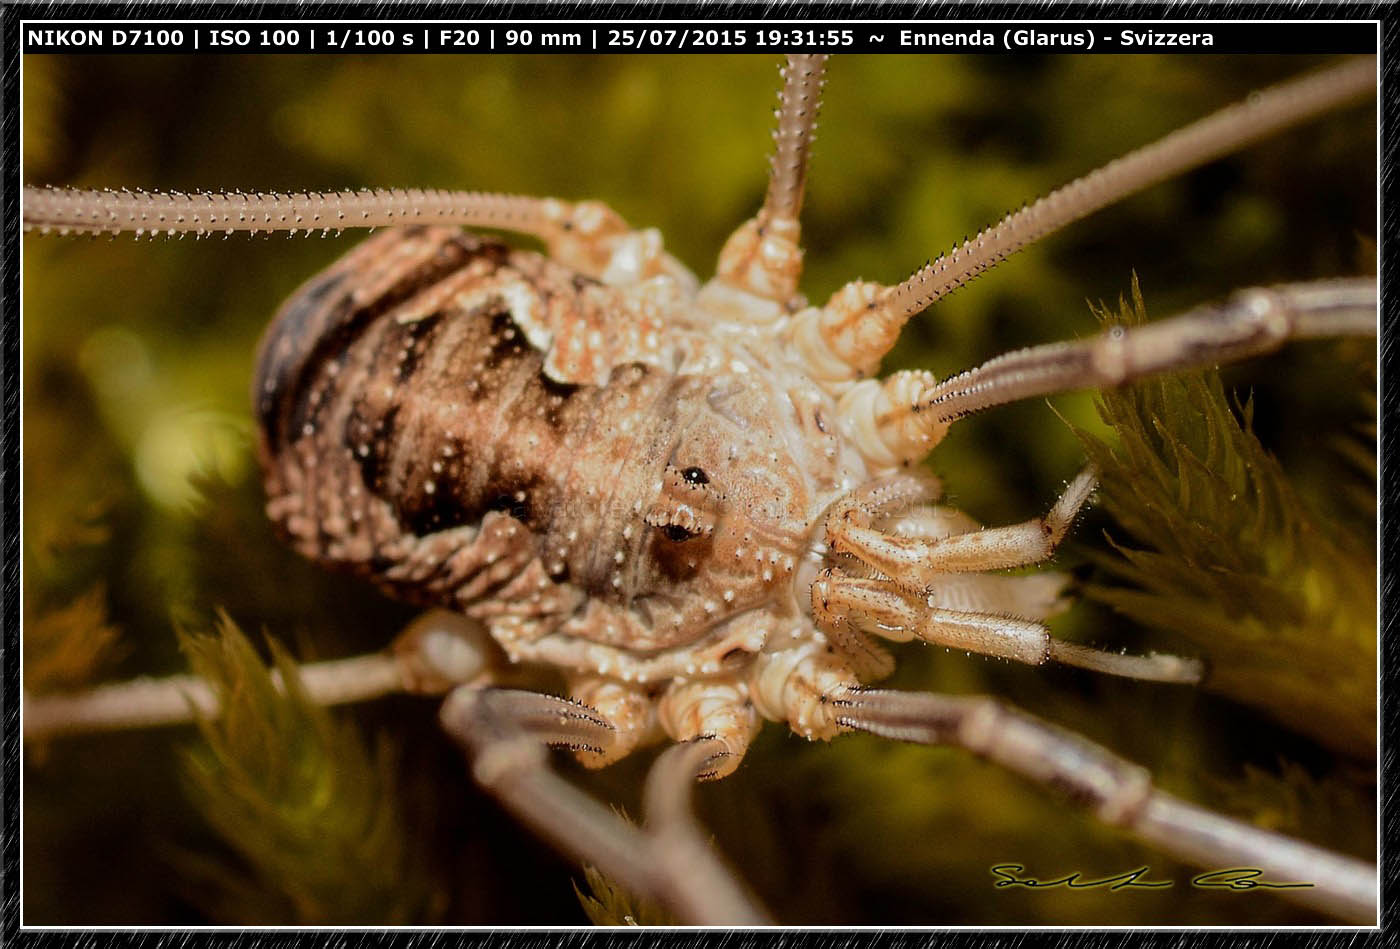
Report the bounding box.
[574,865,676,927]
[175,615,439,924]
[24,583,127,695]
[1072,277,1375,755]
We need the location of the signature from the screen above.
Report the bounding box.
[1190,868,1315,891]
[990,864,1314,892]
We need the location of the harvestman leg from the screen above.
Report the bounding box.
[847,279,1376,467]
[906,279,1377,425]
[833,689,1376,922]
[438,688,771,925]
[642,738,771,924]
[22,609,492,740]
[25,611,768,925]
[20,187,652,284]
[709,53,829,309]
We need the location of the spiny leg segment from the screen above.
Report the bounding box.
[711,53,829,307]
[789,54,1376,380]
[24,187,572,240]
[874,57,1376,325]
[20,187,689,290]
[833,689,1376,922]
[874,278,1378,459]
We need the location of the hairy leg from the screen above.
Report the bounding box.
[642,738,771,924]
[438,687,769,925]
[24,609,491,739]
[706,54,829,317]
[853,279,1375,466]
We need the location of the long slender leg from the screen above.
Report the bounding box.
[790,58,1374,385]
[833,689,1376,922]
[23,186,577,241]
[438,687,770,925]
[707,54,830,313]
[877,57,1374,315]
[862,59,1375,370]
[22,186,697,292]
[812,568,1201,684]
[24,609,493,740]
[642,738,772,925]
[437,688,652,896]
[912,278,1376,424]
[850,278,1376,466]
[23,654,406,740]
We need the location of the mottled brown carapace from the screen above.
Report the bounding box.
[253,223,868,767]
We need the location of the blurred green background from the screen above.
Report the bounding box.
[23,53,1375,925]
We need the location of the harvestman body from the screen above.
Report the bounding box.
[23,55,1378,924]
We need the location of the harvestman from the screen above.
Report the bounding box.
[23,54,1378,924]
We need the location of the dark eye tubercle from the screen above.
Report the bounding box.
[646,465,715,542]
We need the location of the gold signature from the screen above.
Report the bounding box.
[990,864,1314,892]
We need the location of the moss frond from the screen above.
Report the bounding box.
[1070,276,1375,755]
[574,865,675,926]
[23,583,127,694]
[175,613,437,924]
